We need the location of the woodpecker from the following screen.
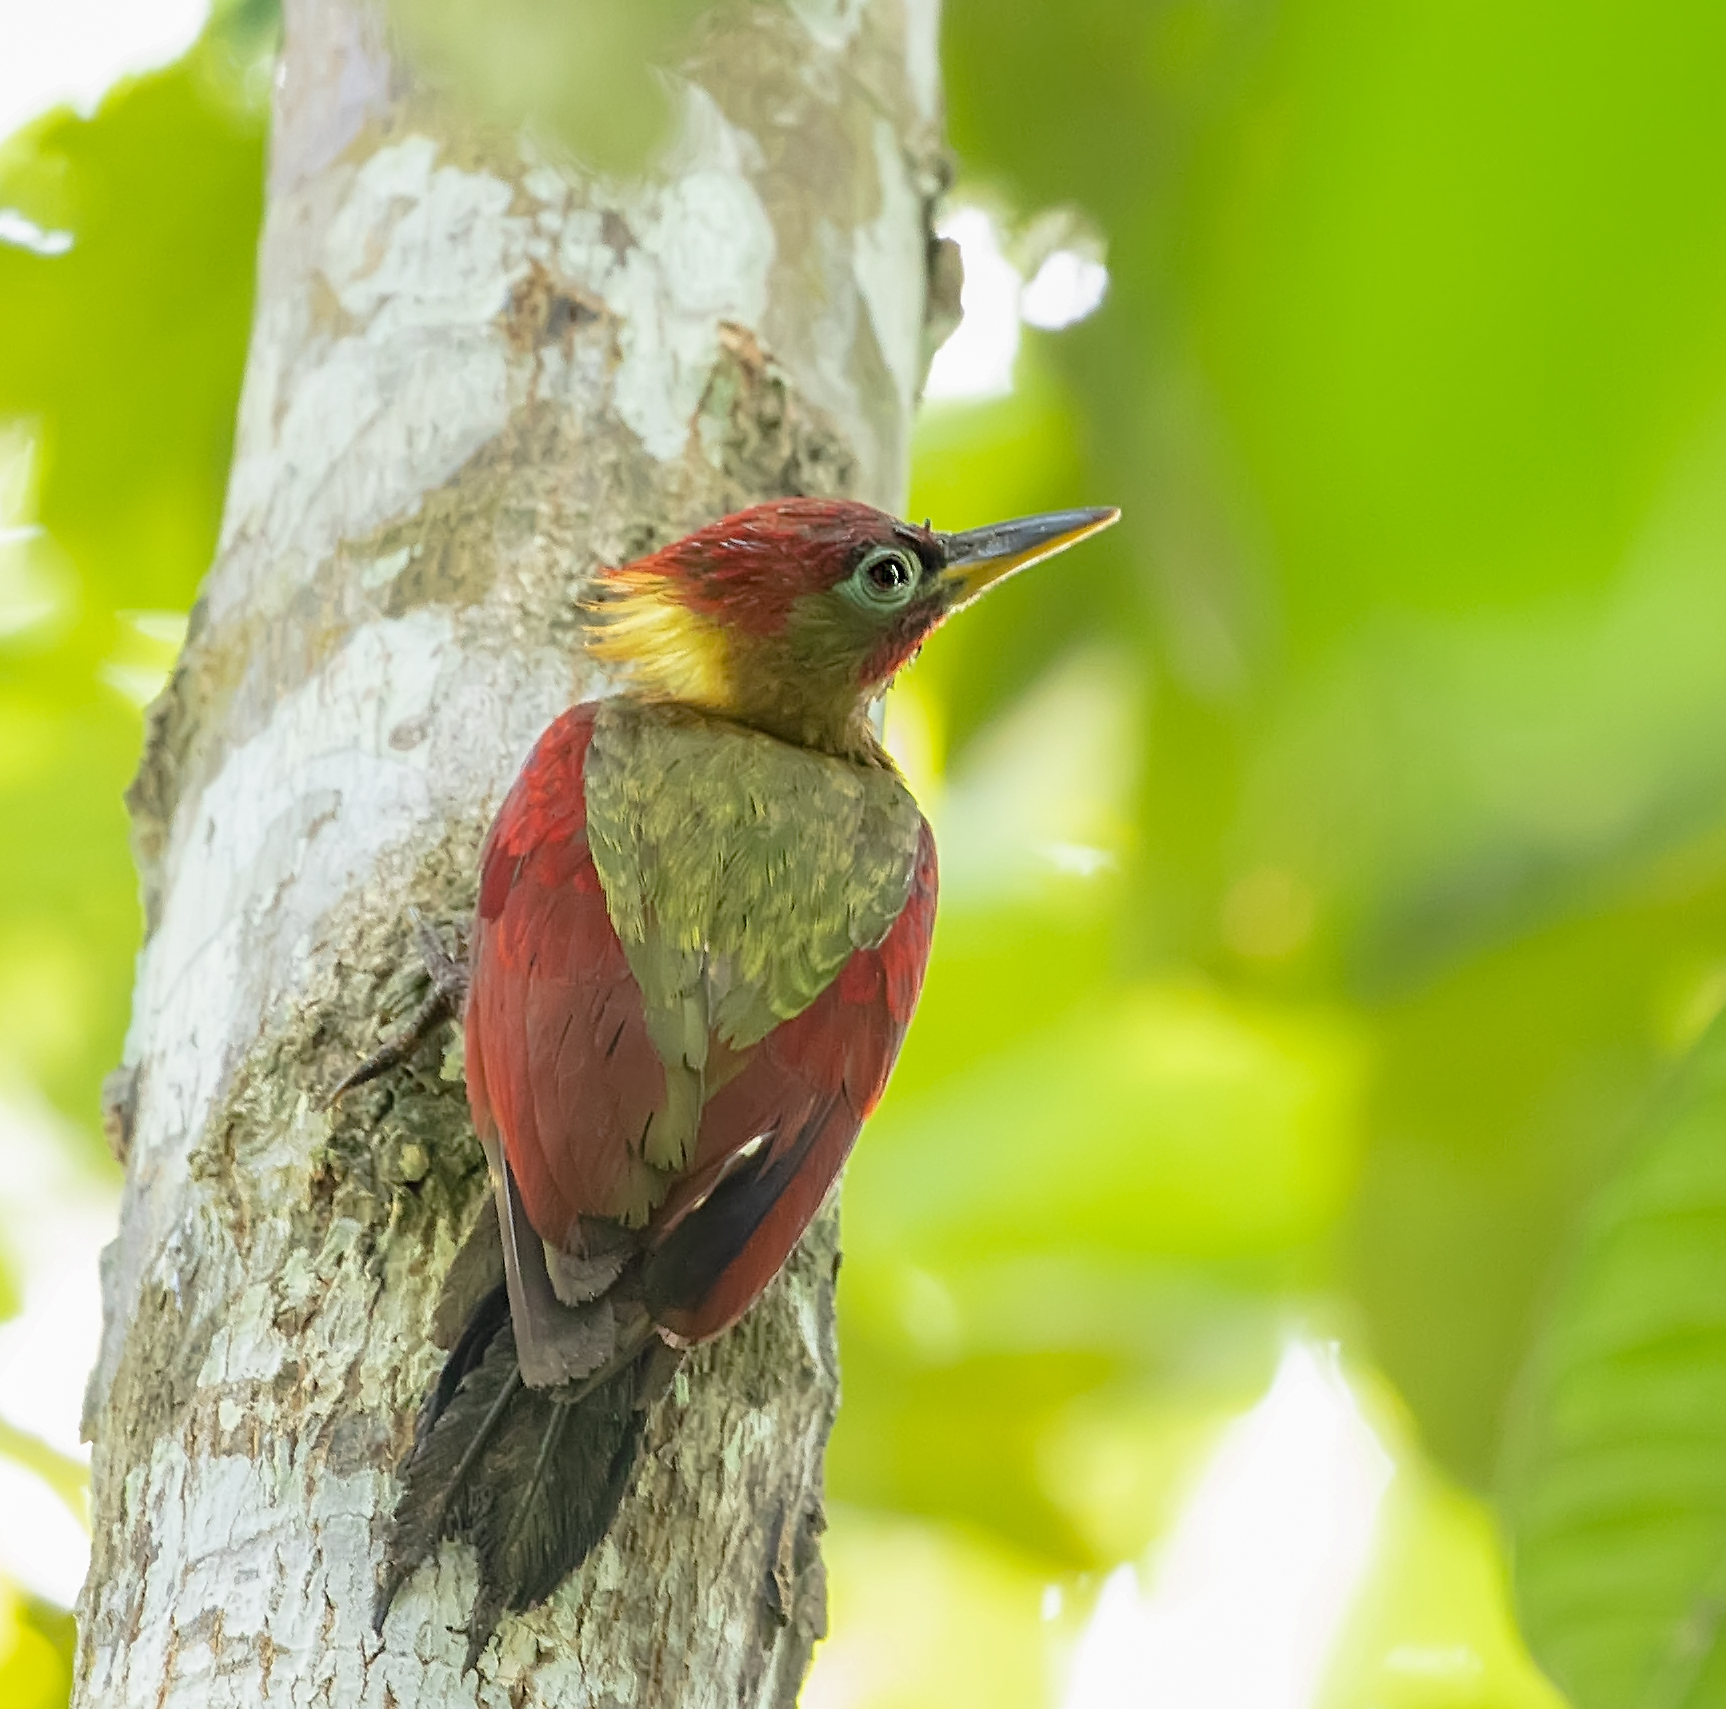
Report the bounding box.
[360,496,1118,1660]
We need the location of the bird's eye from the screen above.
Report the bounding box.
[851,547,920,608]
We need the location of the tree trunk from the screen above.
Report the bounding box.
[74,2,946,1700]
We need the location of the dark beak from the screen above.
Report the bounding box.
[937,507,1120,610]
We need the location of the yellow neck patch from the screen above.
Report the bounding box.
[585,572,731,709]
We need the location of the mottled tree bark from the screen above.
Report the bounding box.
[74,1,946,1701]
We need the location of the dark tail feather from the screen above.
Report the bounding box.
[375,1282,650,1668]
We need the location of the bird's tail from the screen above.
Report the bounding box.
[374,1276,658,1669]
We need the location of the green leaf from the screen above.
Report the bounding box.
[849,981,1368,1273]
[1506,1013,1726,1706]
[0,1582,73,1709]
[0,1421,87,1528]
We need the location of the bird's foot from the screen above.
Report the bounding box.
[331,908,469,1102]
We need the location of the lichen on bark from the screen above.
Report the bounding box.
[77,0,947,1702]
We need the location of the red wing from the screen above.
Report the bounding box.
[643,822,938,1342]
[465,704,665,1241]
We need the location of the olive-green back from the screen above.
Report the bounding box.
[583,699,926,1171]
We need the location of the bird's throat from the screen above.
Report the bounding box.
[586,575,884,761]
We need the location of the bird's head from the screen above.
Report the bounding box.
[585,498,1118,759]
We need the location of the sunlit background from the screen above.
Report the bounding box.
[10,0,1726,1704]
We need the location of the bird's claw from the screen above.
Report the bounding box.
[330,909,470,1103]
[409,906,468,1007]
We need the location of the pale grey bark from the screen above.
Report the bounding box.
[74,2,948,1701]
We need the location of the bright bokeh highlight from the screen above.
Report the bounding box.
[1062,1345,1391,1709]
[0,0,209,142]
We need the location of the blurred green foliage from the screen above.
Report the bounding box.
[0,1587,75,1709]
[8,0,1726,1702]
[0,29,265,1131]
[1505,1011,1726,1708]
[925,0,1726,1546]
